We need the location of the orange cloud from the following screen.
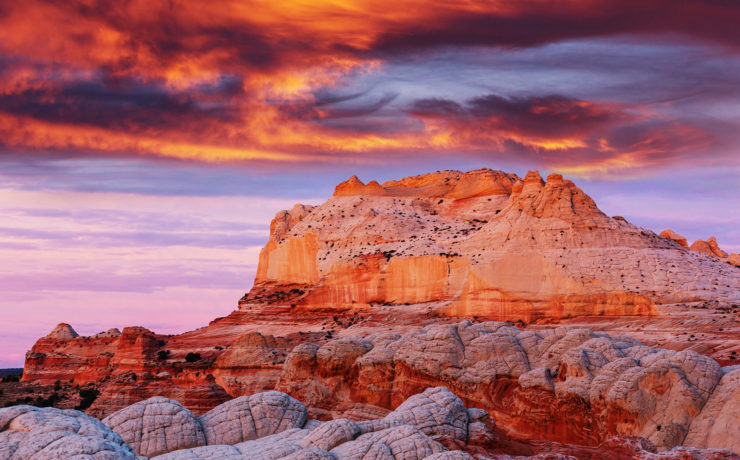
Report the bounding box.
[0,0,735,173]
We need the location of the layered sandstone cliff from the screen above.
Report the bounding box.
[247,169,739,320]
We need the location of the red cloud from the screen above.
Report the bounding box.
[0,0,733,174]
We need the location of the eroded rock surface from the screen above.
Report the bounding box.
[198,391,307,445]
[149,387,475,459]
[102,396,206,457]
[277,321,735,451]
[685,366,740,454]
[0,405,136,459]
[14,169,740,458]
[3,388,736,460]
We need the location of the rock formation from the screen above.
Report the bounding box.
[691,236,732,261]
[45,323,79,341]
[659,229,688,248]
[275,320,739,452]
[87,372,232,419]
[2,388,737,459]
[16,168,740,458]
[731,253,740,267]
[103,396,206,457]
[0,405,137,459]
[247,169,738,320]
[684,366,740,451]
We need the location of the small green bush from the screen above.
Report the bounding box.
[185,352,202,363]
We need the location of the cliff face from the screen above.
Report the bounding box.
[246,168,739,320]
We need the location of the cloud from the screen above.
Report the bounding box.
[0,0,739,172]
[403,91,722,176]
[0,266,251,293]
[409,94,632,147]
[365,1,740,54]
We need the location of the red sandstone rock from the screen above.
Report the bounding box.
[691,237,730,259]
[211,332,290,395]
[88,372,231,419]
[660,229,688,248]
[708,236,729,258]
[730,253,740,267]
[275,321,737,452]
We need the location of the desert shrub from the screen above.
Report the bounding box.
[157,350,171,361]
[75,388,99,411]
[34,393,60,408]
[1,374,20,383]
[185,352,202,363]
[3,396,32,407]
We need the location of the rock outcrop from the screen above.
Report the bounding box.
[2,388,737,460]
[691,236,732,260]
[659,229,688,248]
[211,332,291,396]
[684,366,740,453]
[276,321,737,452]
[45,323,79,341]
[198,391,307,445]
[88,372,232,419]
[246,168,738,320]
[731,253,740,267]
[0,405,137,459]
[102,396,207,457]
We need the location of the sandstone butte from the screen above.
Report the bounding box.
[17,168,740,458]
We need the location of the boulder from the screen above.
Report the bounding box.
[198,391,307,445]
[0,405,136,459]
[102,396,206,457]
[46,323,79,341]
[660,229,688,248]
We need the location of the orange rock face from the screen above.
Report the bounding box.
[660,229,688,248]
[86,372,231,418]
[731,253,740,267]
[691,236,731,260]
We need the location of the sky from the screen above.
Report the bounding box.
[1,0,739,367]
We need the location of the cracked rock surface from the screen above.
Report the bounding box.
[2,387,737,459]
